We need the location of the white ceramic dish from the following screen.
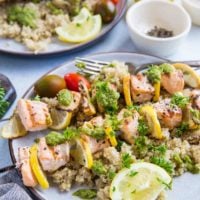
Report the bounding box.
[126,0,191,57]
[182,0,200,26]
[9,52,200,200]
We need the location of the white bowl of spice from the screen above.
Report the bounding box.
[126,0,191,57]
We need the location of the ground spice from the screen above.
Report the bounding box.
[147,26,174,38]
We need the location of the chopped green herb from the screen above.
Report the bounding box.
[46,2,64,15]
[170,93,189,109]
[134,136,148,155]
[45,131,66,146]
[150,144,167,156]
[63,127,79,140]
[175,122,189,137]
[112,186,116,192]
[127,104,140,112]
[183,155,200,174]
[108,170,116,180]
[34,138,40,144]
[0,86,9,118]
[131,189,136,194]
[105,115,120,131]
[32,95,40,101]
[157,177,172,190]
[137,119,149,136]
[92,160,107,176]
[150,156,173,174]
[173,154,183,165]
[129,170,138,177]
[91,127,105,139]
[73,189,97,199]
[76,61,86,69]
[116,140,124,151]
[121,153,133,168]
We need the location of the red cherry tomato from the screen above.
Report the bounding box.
[112,0,119,4]
[64,73,91,92]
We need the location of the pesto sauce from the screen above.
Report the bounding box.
[95,81,120,113]
[45,131,66,146]
[7,5,37,28]
[57,89,73,106]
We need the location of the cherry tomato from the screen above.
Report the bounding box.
[112,0,119,4]
[64,73,91,92]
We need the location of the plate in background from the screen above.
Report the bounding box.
[0,1,126,56]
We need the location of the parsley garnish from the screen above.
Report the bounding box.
[73,189,97,199]
[108,170,116,180]
[150,157,173,174]
[170,93,189,109]
[92,160,107,175]
[63,127,79,140]
[121,153,133,168]
[157,178,172,190]
[129,170,138,177]
[137,119,149,136]
[175,122,189,137]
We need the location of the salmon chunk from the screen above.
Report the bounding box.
[161,70,184,94]
[17,99,51,132]
[118,109,139,144]
[18,147,37,187]
[131,74,154,103]
[38,137,69,172]
[154,98,182,129]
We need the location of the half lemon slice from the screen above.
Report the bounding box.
[140,105,163,139]
[70,138,93,169]
[49,108,72,130]
[0,114,27,139]
[173,63,200,88]
[56,8,102,43]
[110,162,171,200]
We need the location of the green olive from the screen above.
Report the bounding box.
[95,0,116,24]
[34,75,66,98]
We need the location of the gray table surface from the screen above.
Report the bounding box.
[0,20,200,168]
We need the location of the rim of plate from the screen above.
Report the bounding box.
[0,0,127,57]
[8,51,168,199]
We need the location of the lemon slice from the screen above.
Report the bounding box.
[123,74,132,106]
[56,8,102,43]
[73,7,91,24]
[153,82,161,102]
[140,105,163,139]
[110,162,171,200]
[0,114,27,139]
[49,108,72,130]
[70,138,93,169]
[105,126,118,147]
[173,63,200,88]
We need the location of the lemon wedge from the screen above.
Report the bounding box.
[70,138,93,169]
[173,63,200,88]
[153,82,161,102]
[49,108,72,130]
[110,162,171,200]
[105,126,118,147]
[140,105,163,139]
[123,74,132,106]
[0,114,27,139]
[30,144,49,189]
[56,8,102,43]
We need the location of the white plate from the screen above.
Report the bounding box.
[0,1,126,56]
[9,52,200,200]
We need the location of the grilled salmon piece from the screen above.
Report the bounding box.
[130,74,154,103]
[38,137,69,172]
[17,99,52,132]
[118,109,139,144]
[154,98,182,129]
[161,69,184,94]
[18,147,37,187]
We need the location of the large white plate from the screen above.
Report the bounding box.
[0,1,126,56]
[9,52,200,200]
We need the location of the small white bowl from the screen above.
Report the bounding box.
[126,0,191,57]
[182,0,200,26]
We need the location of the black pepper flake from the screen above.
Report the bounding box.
[147,26,174,38]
